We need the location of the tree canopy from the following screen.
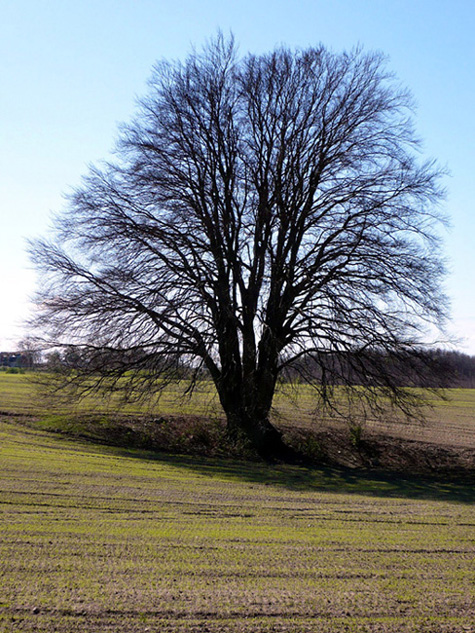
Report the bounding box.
[31,35,447,458]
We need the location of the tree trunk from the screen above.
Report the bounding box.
[214,335,298,461]
[224,407,298,461]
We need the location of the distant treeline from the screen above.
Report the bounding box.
[29,346,475,389]
[284,349,475,389]
[433,350,475,388]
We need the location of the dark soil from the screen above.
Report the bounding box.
[283,423,475,480]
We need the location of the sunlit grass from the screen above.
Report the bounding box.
[0,420,474,632]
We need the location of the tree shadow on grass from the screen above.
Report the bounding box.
[113,445,475,505]
[9,415,473,505]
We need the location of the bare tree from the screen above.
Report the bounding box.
[30,35,447,458]
[17,338,41,370]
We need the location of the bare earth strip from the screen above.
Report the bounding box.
[0,420,474,632]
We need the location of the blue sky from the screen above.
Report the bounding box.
[1,0,474,352]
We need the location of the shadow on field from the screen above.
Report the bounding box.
[115,446,475,505]
[8,413,474,505]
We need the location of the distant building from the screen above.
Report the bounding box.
[0,352,22,367]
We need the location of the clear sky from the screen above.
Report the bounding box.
[1,0,474,353]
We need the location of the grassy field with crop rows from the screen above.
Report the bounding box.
[1,418,474,632]
[1,372,475,449]
[1,373,474,631]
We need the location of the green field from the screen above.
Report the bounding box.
[1,373,474,631]
[1,420,474,633]
[2,372,475,449]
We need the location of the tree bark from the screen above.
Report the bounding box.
[225,407,295,461]
[215,361,297,461]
